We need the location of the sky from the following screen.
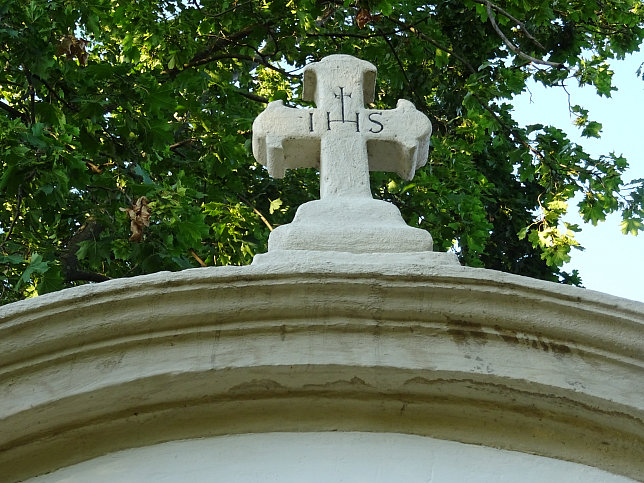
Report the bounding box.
[512,52,644,303]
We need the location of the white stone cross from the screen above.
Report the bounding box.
[250,54,457,263]
[252,55,432,199]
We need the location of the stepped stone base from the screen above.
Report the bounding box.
[266,197,435,254]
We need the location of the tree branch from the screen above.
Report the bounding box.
[163,52,295,81]
[162,22,267,76]
[25,69,35,125]
[485,1,563,68]
[65,269,111,283]
[1,185,23,249]
[239,54,298,79]
[202,0,254,19]
[0,99,28,123]
[60,220,110,283]
[472,0,546,50]
[381,31,415,100]
[307,30,395,40]
[236,90,269,103]
[470,91,546,163]
[189,248,207,267]
[169,138,196,151]
[403,25,547,168]
[31,73,79,112]
[240,195,273,231]
[387,16,477,74]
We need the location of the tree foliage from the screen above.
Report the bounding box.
[1,0,643,304]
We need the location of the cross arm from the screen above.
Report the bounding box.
[252,101,320,178]
[365,99,432,180]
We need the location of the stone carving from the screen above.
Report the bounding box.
[252,54,456,263]
[253,55,431,199]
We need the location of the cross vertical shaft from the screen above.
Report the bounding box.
[306,60,374,199]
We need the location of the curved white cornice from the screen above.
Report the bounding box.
[1,262,643,481]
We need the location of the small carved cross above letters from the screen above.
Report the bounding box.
[252,54,432,199]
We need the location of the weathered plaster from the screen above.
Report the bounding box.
[1,261,643,480]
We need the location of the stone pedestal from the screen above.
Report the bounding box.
[254,197,459,266]
[268,198,432,253]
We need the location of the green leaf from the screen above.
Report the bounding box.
[36,265,64,294]
[0,254,24,264]
[16,253,49,291]
[378,1,394,16]
[23,123,49,150]
[474,3,488,22]
[133,164,155,185]
[76,240,91,260]
[269,198,283,214]
[620,218,643,236]
[435,49,450,69]
[581,121,602,138]
[175,213,210,247]
[34,103,66,128]
[112,239,132,260]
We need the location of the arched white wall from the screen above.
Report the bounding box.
[31,433,632,483]
[1,260,643,481]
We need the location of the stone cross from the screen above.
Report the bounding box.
[250,54,452,261]
[252,55,432,199]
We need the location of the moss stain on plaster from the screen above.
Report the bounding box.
[446,319,488,345]
[492,325,572,356]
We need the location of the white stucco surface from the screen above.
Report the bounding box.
[31,432,633,483]
[1,261,643,481]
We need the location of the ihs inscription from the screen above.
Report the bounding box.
[307,86,384,134]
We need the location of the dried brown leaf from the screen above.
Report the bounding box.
[356,9,371,28]
[121,196,151,242]
[56,35,90,65]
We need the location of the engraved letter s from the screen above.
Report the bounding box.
[368,112,384,133]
